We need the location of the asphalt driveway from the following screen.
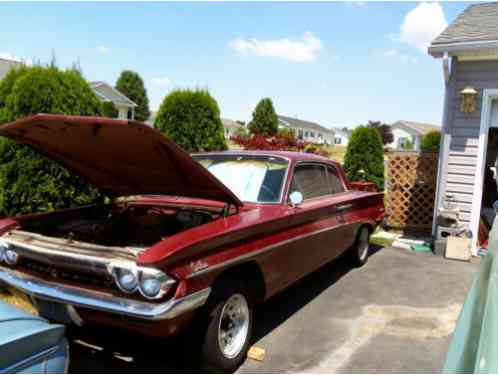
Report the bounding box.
[68,247,478,373]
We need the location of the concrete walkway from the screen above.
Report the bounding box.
[69,247,478,373]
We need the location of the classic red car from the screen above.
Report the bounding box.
[0,114,384,371]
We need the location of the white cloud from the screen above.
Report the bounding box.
[150,76,170,87]
[0,52,32,66]
[384,49,417,64]
[96,45,110,54]
[399,2,447,52]
[229,31,323,63]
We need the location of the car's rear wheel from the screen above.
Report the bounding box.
[350,226,370,267]
[199,279,253,373]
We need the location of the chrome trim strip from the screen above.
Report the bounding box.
[0,266,211,321]
[1,345,58,374]
[188,223,343,279]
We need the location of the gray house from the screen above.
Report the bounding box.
[387,120,440,151]
[89,81,137,120]
[0,58,21,80]
[221,118,244,139]
[278,115,335,145]
[429,2,498,252]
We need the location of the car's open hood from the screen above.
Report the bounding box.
[0,114,243,206]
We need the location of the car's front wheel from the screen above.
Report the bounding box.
[199,279,253,372]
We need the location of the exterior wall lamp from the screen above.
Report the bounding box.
[459,86,478,113]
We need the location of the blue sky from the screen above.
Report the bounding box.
[0,1,473,128]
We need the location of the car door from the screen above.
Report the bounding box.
[287,162,351,277]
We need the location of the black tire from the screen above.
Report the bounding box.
[349,226,370,267]
[198,278,254,373]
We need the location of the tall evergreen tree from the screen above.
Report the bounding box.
[344,126,385,190]
[248,98,278,136]
[115,70,150,122]
[154,89,227,152]
[0,65,105,216]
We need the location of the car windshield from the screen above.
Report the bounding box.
[193,154,289,203]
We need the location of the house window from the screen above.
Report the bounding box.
[334,137,342,145]
[318,133,323,138]
[305,131,309,137]
[310,131,315,138]
[398,137,408,148]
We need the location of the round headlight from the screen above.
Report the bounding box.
[0,241,11,264]
[140,277,162,298]
[4,250,18,265]
[116,269,138,293]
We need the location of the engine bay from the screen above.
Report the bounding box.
[18,203,218,248]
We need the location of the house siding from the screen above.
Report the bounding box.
[437,59,498,229]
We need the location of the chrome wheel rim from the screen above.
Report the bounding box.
[358,229,369,261]
[217,293,250,359]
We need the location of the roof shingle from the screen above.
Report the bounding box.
[432,3,498,46]
[392,120,440,136]
[278,115,334,135]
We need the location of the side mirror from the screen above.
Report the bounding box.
[289,191,304,207]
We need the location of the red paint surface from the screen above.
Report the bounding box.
[0,115,385,335]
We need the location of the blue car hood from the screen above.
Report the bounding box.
[0,301,65,370]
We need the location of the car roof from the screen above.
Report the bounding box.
[193,150,340,165]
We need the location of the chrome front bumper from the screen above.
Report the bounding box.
[0,266,211,321]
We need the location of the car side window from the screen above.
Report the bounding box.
[327,165,345,194]
[290,164,331,201]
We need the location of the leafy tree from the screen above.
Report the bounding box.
[0,65,105,216]
[248,98,278,136]
[154,89,227,152]
[343,126,385,190]
[102,101,119,118]
[115,70,150,122]
[367,120,393,145]
[421,130,441,152]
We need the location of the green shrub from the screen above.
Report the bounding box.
[343,126,385,190]
[154,89,227,152]
[277,127,295,139]
[421,130,441,152]
[102,101,119,118]
[115,70,150,122]
[402,139,413,150]
[0,65,105,216]
[248,98,278,136]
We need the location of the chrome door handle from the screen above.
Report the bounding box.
[336,204,353,212]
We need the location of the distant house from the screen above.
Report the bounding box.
[0,58,22,81]
[278,115,335,145]
[333,128,351,146]
[222,118,244,139]
[89,81,137,120]
[387,120,440,151]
